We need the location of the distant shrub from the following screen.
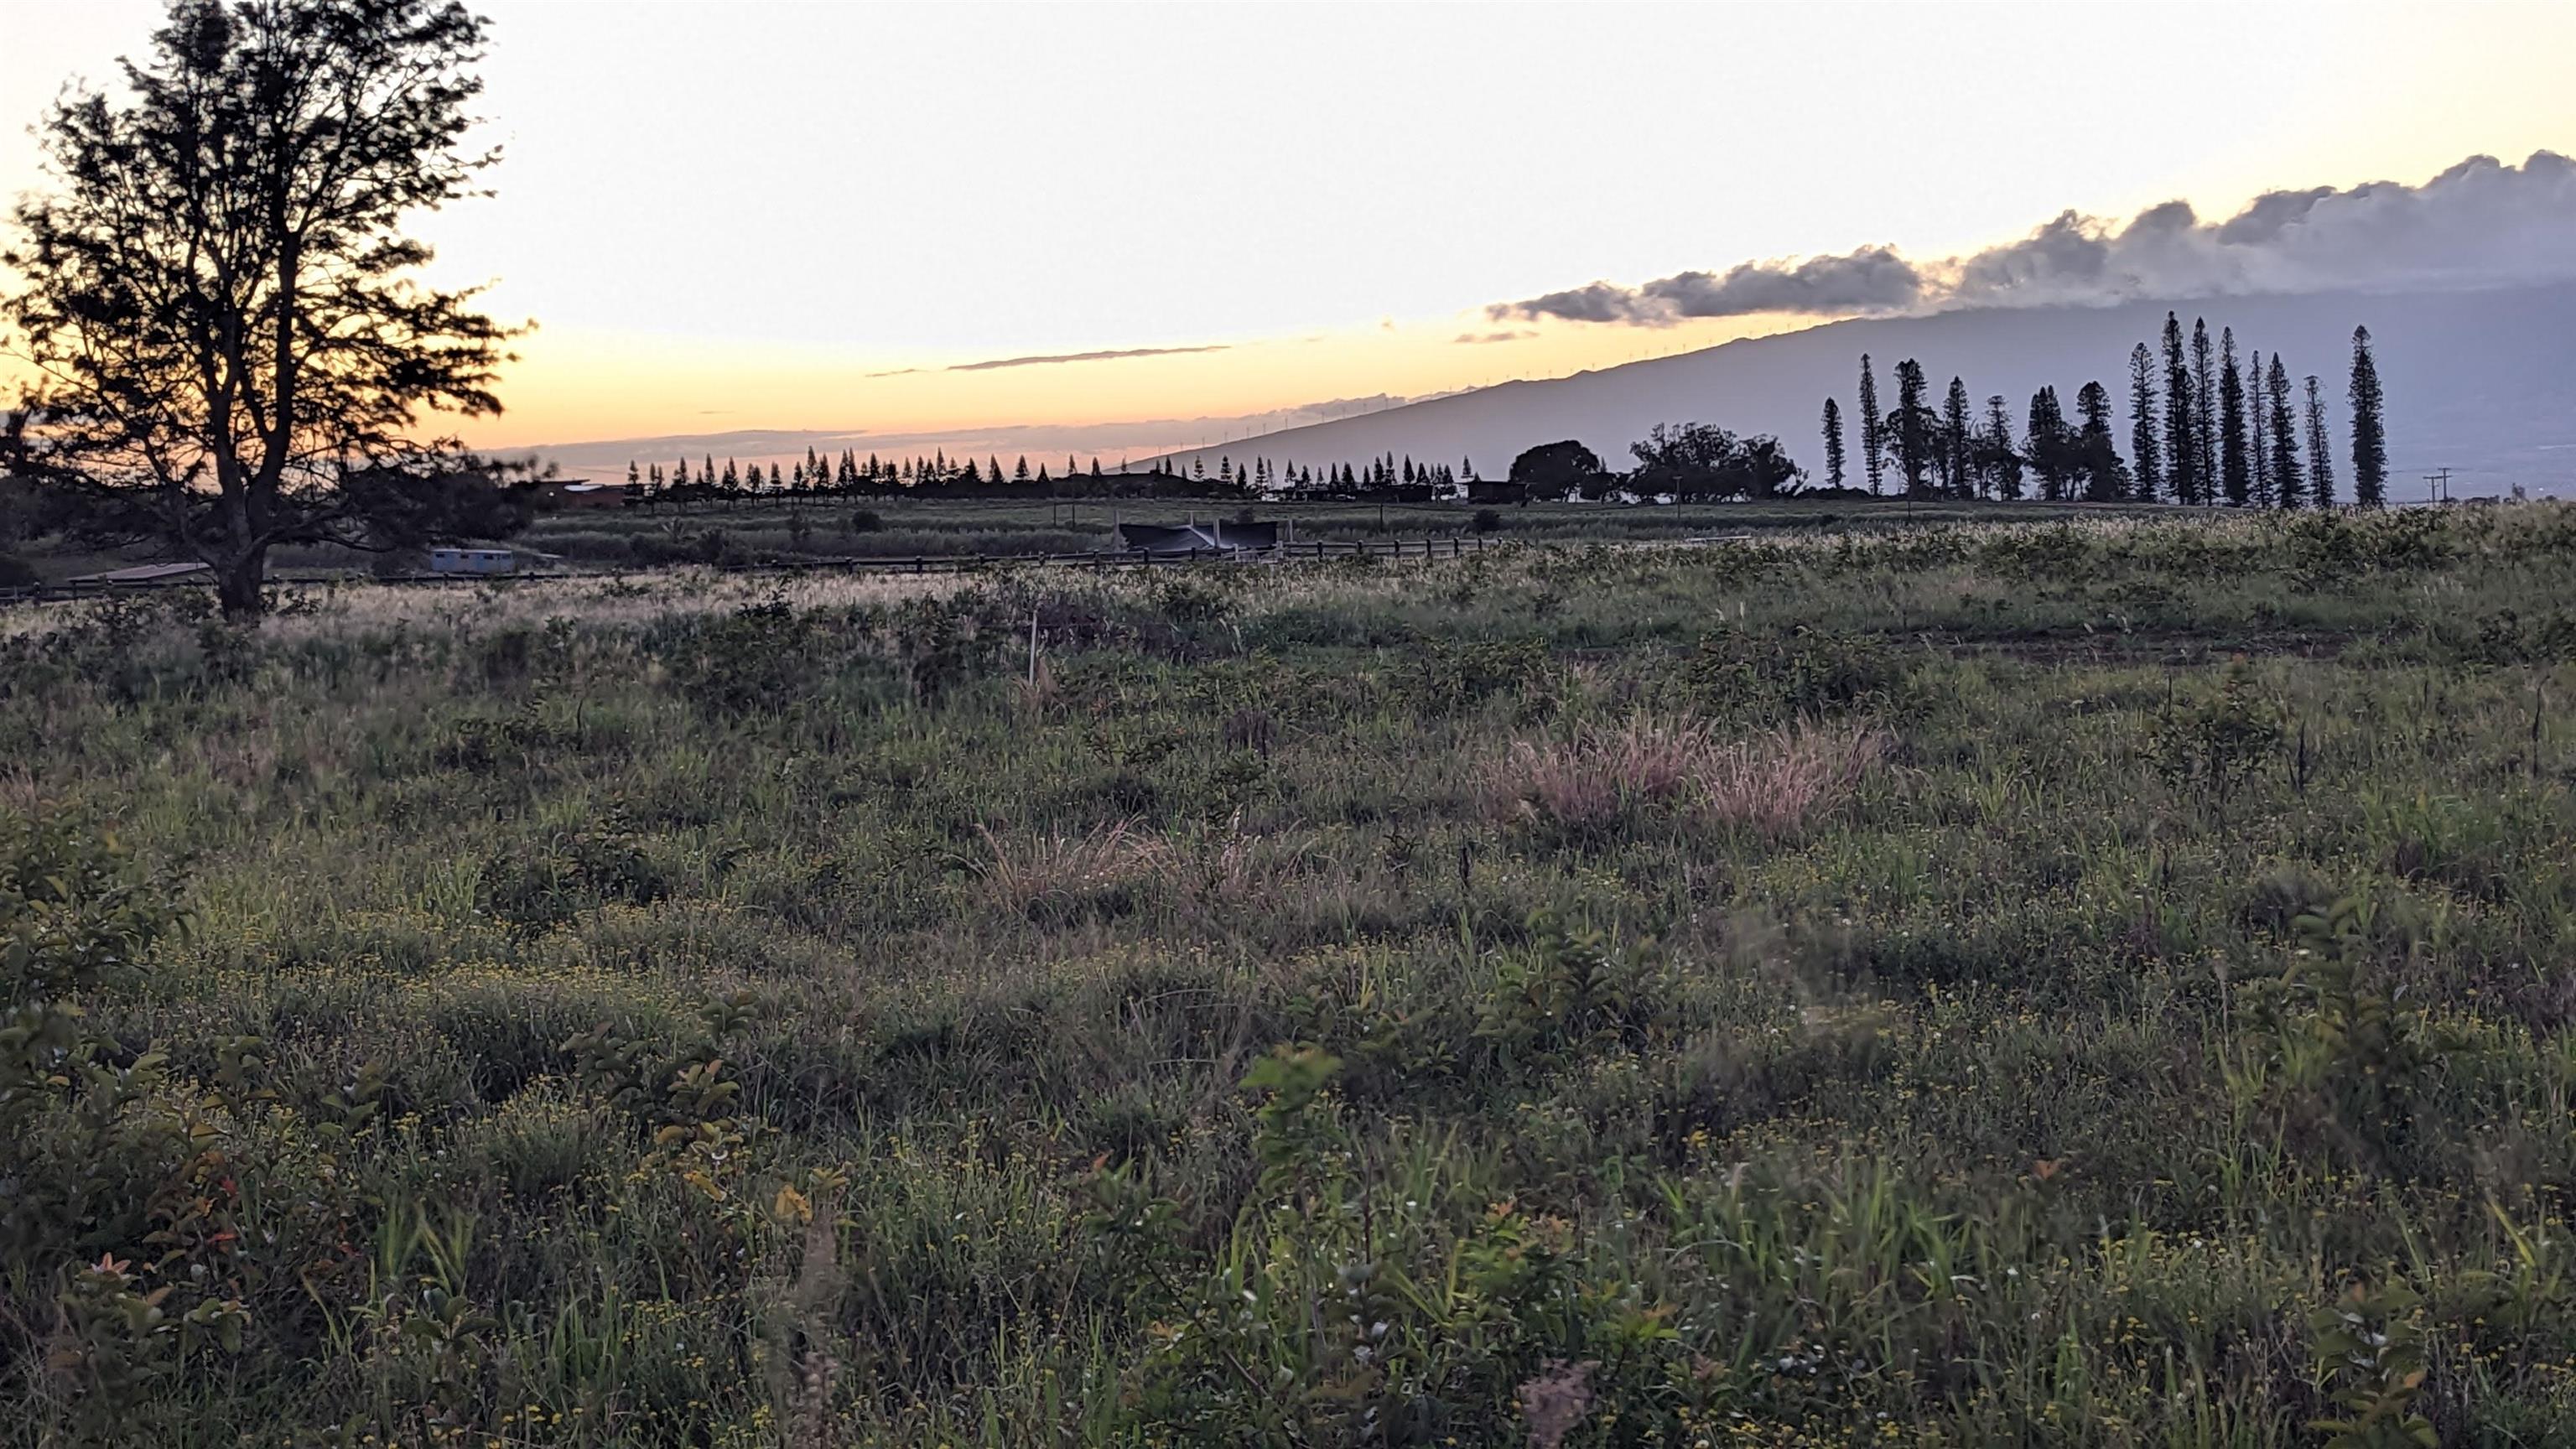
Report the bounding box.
[1978,523,2095,582]
[627,527,735,567]
[2449,608,2576,667]
[1144,570,1234,626]
[1410,635,1550,716]
[1472,508,1504,534]
[844,506,885,534]
[471,618,575,683]
[1685,626,1900,721]
[658,597,824,714]
[0,552,37,588]
[2285,509,2454,586]
[475,824,670,930]
[2148,661,2282,818]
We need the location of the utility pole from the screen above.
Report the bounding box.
[2423,468,2453,504]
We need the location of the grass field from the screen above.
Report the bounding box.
[6,503,2576,1446]
[510,495,2161,570]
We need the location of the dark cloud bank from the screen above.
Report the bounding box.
[1494,151,2576,326]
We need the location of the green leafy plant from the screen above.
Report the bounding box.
[2307,1281,2436,1448]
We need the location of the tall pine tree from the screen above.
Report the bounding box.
[2348,325,2387,508]
[2076,382,2127,501]
[2247,350,2272,506]
[1941,377,1973,497]
[2267,355,2303,509]
[1857,355,1885,496]
[1889,359,1935,497]
[2027,387,2069,501]
[2128,342,2163,503]
[1820,397,1846,491]
[2217,328,2251,506]
[2163,312,2199,504]
[1982,394,2023,500]
[2303,376,2337,508]
[2190,318,2217,501]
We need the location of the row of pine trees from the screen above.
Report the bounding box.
[1821,318,2391,507]
[621,448,1466,499]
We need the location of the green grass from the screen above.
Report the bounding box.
[5,503,2576,1446]
[511,494,2163,569]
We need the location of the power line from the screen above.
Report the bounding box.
[2423,467,2453,503]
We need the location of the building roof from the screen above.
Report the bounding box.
[68,561,214,584]
[1119,521,1280,553]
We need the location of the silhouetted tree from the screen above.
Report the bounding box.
[2349,325,2387,508]
[1940,377,1973,497]
[2303,376,2337,508]
[2246,350,2273,506]
[1508,439,1604,501]
[2218,329,2251,506]
[2163,313,2199,504]
[1820,397,1846,490]
[1981,394,2023,500]
[2027,387,2071,501]
[2128,344,2163,502]
[2190,318,2217,501]
[2267,355,2303,509]
[0,0,521,617]
[1857,354,1886,495]
[1628,422,1803,499]
[2075,382,2128,501]
[1887,360,1936,497]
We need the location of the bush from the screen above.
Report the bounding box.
[0,553,38,589]
[1685,626,1901,722]
[1472,508,1504,534]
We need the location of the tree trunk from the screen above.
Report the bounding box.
[216,548,267,620]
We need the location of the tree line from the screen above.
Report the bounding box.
[620,449,1472,503]
[1822,316,2390,507]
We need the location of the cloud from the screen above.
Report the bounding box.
[862,344,1229,378]
[1489,150,2576,326]
[1285,394,1408,423]
[1644,246,1925,319]
[1453,329,1537,344]
[945,344,1228,372]
[1492,281,1637,325]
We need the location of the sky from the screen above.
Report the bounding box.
[3,0,2573,465]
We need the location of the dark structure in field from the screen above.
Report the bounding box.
[528,480,634,511]
[1118,521,1280,553]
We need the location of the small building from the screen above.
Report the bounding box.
[428,547,521,575]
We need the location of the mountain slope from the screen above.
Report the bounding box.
[1158,284,2576,496]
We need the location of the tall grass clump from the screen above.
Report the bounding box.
[1498,714,1883,839]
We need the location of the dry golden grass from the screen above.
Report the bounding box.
[1498,714,1885,836]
